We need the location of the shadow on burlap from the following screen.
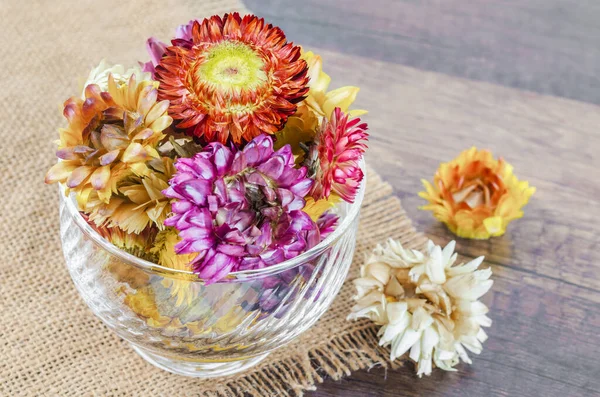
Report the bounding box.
[0,0,427,395]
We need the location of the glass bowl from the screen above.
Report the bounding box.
[58,167,365,378]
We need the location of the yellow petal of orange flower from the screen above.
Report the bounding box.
[419,147,535,239]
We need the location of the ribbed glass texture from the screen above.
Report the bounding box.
[58,170,364,378]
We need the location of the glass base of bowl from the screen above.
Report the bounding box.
[131,345,269,378]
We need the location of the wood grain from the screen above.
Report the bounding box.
[244,0,600,105]
[302,50,600,396]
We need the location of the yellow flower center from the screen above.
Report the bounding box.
[196,41,267,94]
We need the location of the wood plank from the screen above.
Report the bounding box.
[317,49,600,291]
[244,0,600,104]
[299,50,600,396]
[310,262,600,396]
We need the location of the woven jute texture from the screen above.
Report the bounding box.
[0,0,427,395]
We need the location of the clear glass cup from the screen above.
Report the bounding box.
[58,166,364,378]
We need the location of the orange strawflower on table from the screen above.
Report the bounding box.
[419,147,535,239]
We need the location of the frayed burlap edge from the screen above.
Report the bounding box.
[0,0,429,394]
[189,169,429,397]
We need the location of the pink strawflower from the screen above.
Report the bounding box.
[307,107,368,203]
[141,20,197,77]
[163,134,319,283]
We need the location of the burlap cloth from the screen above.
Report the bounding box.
[0,0,428,395]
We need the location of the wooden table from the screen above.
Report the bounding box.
[245,1,600,395]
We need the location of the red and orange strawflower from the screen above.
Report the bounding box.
[155,13,309,145]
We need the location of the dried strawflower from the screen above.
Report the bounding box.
[248,212,338,313]
[306,107,368,203]
[85,157,175,234]
[84,60,150,95]
[419,147,535,239]
[91,218,157,261]
[348,239,493,377]
[273,49,366,165]
[163,134,319,283]
[155,13,309,145]
[301,50,367,122]
[141,19,196,77]
[45,74,172,209]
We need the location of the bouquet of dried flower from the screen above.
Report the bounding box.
[45,13,369,284]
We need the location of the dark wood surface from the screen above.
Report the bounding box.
[242,1,600,396]
[246,0,600,105]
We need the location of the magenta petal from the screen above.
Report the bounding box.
[164,216,178,227]
[171,200,193,214]
[141,61,154,75]
[238,256,264,271]
[189,154,216,180]
[261,207,279,220]
[290,211,315,231]
[261,277,282,289]
[261,248,285,266]
[276,188,295,208]
[261,186,276,202]
[179,226,212,240]
[188,236,216,253]
[216,244,246,257]
[317,213,338,237]
[223,229,246,245]
[255,222,272,247]
[196,252,236,283]
[286,196,305,211]
[258,289,281,311]
[246,172,268,186]
[146,37,168,67]
[231,152,247,173]
[257,157,284,179]
[289,177,313,197]
[181,179,211,205]
[306,228,321,249]
[175,19,197,40]
[213,144,233,176]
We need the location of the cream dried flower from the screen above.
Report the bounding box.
[347,239,493,377]
[82,60,151,96]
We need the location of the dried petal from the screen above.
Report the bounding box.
[420,147,535,239]
[163,134,318,284]
[348,239,493,376]
[155,13,309,145]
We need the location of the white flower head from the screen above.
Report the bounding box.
[82,60,151,97]
[347,238,493,377]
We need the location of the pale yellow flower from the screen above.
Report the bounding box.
[419,147,535,239]
[82,60,150,97]
[302,50,367,121]
[348,239,493,376]
[86,157,175,234]
[45,73,172,208]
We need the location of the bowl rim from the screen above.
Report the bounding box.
[61,160,366,281]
